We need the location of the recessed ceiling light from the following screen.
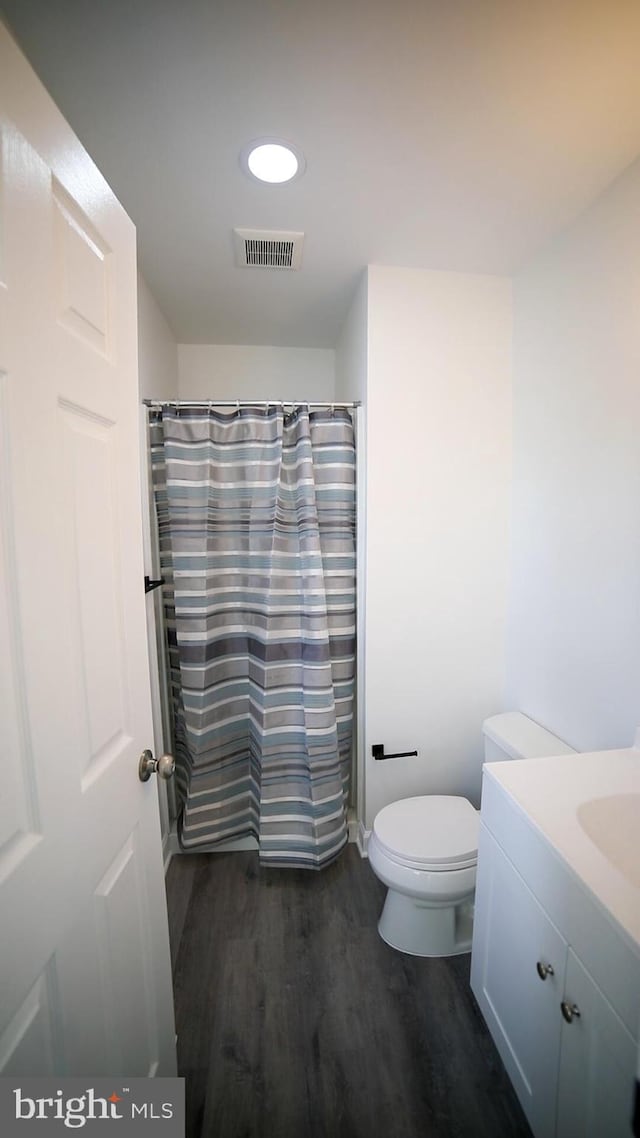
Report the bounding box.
[240,138,306,185]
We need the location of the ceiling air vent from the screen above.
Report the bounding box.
[233,228,304,270]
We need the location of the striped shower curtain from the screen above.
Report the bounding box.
[149,405,356,869]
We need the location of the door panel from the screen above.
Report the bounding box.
[0,374,41,869]
[52,177,112,356]
[94,828,158,1077]
[0,967,60,1076]
[59,402,129,778]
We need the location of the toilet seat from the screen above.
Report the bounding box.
[372,795,479,872]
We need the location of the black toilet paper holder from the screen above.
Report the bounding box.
[372,744,418,761]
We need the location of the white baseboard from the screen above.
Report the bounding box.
[357,820,371,858]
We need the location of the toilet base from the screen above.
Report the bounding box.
[377,887,474,957]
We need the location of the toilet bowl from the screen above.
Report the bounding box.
[368,795,479,956]
[368,712,575,957]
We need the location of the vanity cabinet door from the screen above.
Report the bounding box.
[471,824,568,1138]
[557,948,636,1138]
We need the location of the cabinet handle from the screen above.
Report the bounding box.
[561,1001,581,1024]
[536,960,555,981]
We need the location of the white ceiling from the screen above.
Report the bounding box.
[4,0,640,348]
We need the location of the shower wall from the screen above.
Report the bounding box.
[150,340,348,854]
[177,343,335,401]
[138,272,179,402]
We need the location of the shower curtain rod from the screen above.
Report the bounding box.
[143,398,361,410]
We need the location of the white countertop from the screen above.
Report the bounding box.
[483,747,640,950]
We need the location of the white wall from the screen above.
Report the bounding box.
[137,271,178,401]
[336,275,368,826]
[506,157,640,752]
[335,272,367,403]
[362,266,512,825]
[178,343,335,401]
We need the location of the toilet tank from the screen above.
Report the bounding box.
[482,711,575,763]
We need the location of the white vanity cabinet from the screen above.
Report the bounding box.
[471,826,567,1138]
[471,759,640,1138]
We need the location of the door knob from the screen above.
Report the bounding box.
[138,749,175,782]
[561,1001,581,1024]
[536,960,555,981]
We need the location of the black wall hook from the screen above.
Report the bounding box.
[144,575,164,594]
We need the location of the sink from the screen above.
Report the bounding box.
[577,793,640,888]
[485,747,640,944]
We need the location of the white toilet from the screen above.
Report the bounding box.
[368,712,575,956]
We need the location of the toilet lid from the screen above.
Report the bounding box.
[373,795,479,870]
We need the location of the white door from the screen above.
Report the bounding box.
[0,24,176,1077]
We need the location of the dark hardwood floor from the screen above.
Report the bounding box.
[166,844,533,1138]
